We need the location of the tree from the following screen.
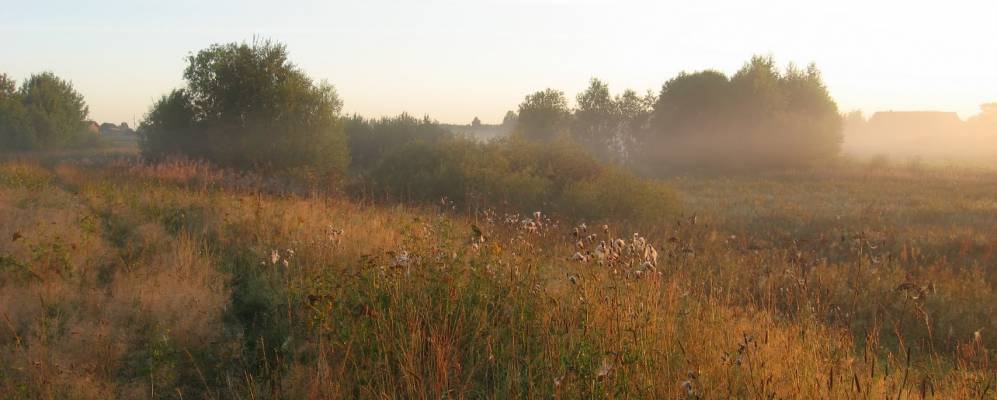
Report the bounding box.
[139,39,348,179]
[501,110,518,126]
[471,116,481,127]
[0,72,90,150]
[612,89,656,164]
[572,78,617,156]
[967,103,997,136]
[0,74,14,102]
[345,113,451,173]
[643,56,842,170]
[0,73,28,149]
[515,89,570,142]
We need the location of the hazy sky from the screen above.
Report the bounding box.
[5,0,996,124]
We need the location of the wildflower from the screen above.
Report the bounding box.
[596,357,613,378]
[522,219,539,234]
[327,225,345,242]
[270,249,280,265]
[645,245,659,266]
[681,380,694,395]
[613,238,626,250]
[593,243,608,263]
[395,250,410,267]
[470,224,486,243]
[570,252,588,262]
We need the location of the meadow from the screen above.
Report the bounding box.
[0,148,994,399]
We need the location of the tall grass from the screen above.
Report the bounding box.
[0,157,994,398]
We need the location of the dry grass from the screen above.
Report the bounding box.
[0,156,994,399]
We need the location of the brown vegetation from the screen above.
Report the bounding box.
[1,152,993,398]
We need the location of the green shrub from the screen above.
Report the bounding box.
[368,135,679,222]
[345,113,451,174]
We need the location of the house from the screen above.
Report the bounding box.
[86,121,100,135]
[99,122,135,136]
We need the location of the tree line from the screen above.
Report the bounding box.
[3,40,849,218]
[515,57,843,172]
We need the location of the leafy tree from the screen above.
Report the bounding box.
[140,39,348,180]
[140,89,196,158]
[0,74,14,101]
[644,56,842,170]
[572,78,617,156]
[650,70,731,134]
[515,89,570,142]
[0,72,90,150]
[471,116,481,127]
[501,110,518,126]
[612,89,656,164]
[968,103,997,136]
[0,74,28,149]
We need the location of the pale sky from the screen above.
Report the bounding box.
[5,0,996,124]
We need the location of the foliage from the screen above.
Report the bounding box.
[571,78,656,164]
[138,39,348,182]
[368,135,679,222]
[644,56,843,170]
[968,103,997,135]
[501,110,518,126]
[515,88,571,142]
[0,72,92,150]
[345,113,452,174]
[1,155,994,398]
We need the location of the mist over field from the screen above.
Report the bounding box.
[2,2,996,398]
[842,106,997,165]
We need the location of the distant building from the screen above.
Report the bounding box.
[86,120,100,135]
[99,122,135,136]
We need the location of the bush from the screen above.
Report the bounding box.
[345,113,452,174]
[138,40,348,184]
[368,135,679,222]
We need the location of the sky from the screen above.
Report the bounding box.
[4,0,996,125]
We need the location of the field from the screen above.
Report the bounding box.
[0,150,994,399]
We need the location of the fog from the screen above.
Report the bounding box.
[842,104,997,165]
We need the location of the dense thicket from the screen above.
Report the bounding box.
[368,135,677,222]
[345,113,451,174]
[138,40,348,180]
[0,72,93,150]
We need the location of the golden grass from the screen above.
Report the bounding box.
[0,156,994,399]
